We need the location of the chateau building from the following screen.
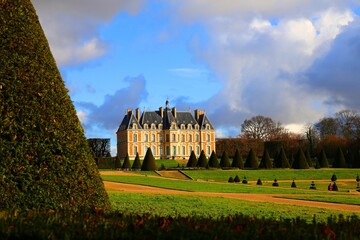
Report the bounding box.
[116,102,216,159]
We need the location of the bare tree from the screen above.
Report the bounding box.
[87,138,111,158]
[240,115,283,141]
[314,117,339,139]
[335,109,360,139]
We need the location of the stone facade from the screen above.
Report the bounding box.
[116,102,216,159]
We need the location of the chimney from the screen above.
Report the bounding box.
[172,107,177,118]
[135,108,141,121]
[127,108,133,116]
[159,107,164,118]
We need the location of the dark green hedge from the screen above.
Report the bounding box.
[187,151,198,167]
[0,0,110,211]
[0,211,359,240]
[141,148,157,171]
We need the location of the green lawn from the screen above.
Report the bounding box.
[277,195,360,205]
[182,169,360,182]
[102,175,343,194]
[109,192,360,223]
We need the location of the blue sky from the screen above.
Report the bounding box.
[32,1,360,155]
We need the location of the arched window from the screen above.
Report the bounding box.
[151,124,156,129]
[207,134,210,142]
[195,125,199,130]
[158,124,163,129]
[196,134,200,142]
[132,124,137,129]
[187,124,192,130]
[134,134,138,142]
[152,134,156,142]
[144,124,148,129]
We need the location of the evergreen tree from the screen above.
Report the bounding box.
[0,0,110,211]
[186,151,198,167]
[228,177,234,183]
[220,151,231,168]
[244,149,259,169]
[304,149,313,167]
[291,180,297,188]
[332,182,339,191]
[309,181,316,190]
[208,151,219,168]
[234,175,240,183]
[122,153,131,169]
[197,150,208,168]
[256,178,263,185]
[331,173,337,182]
[332,147,347,168]
[292,149,309,169]
[258,149,272,169]
[114,156,121,169]
[314,158,321,169]
[141,148,157,171]
[231,148,244,169]
[132,152,142,170]
[241,176,248,184]
[274,147,290,168]
[318,149,329,168]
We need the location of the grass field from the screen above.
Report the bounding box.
[278,195,360,205]
[109,192,359,223]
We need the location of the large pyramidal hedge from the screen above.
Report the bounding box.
[0,0,110,211]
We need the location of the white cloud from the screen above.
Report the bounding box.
[76,110,87,124]
[32,0,146,66]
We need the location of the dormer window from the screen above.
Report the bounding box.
[187,124,192,130]
[206,124,210,130]
[181,124,185,130]
[151,124,156,129]
[158,124,163,129]
[132,124,137,129]
[195,125,199,130]
[144,124,148,129]
[171,123,176,129]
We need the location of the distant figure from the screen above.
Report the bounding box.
[272,179,279,187]
[328,183,333,191]
[332,182,338,191]
[309,181,316,190]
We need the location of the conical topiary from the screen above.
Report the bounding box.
[291,180,297,188]
[0,0,110,211]
[331,173,337,182]
[274,147,290,168]
[228,176,234,183]
[197,150,208,168]
[304,149,313,167]
[115,156,121,169]
[220,151,231,168]
[258,149,272,169]
[315,158,321,169]
[122,153,131,170]
[256,178,263,185]
[244,149,259,169]
[132,152,142,170]
[141,148,157,171]
[241,176,248,184]
[231,148,244,169]
[332,147,347,168]
[234,175,241,183]
[187,151,198,167]
[319,149,329,168]
[309,181,316,190]
[208,151,219,168]
[272,179,279,187]
[292,149,309,169]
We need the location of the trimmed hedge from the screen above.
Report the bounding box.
[273,147,290,168]
[244,149,258,169]
[333,147,347,168]
[0,0,110,211]
[292,149,309,169]
[122,153,131,169]
[231,148,244,169]
[208,151,219,168]
[220,151,231,168]
[132,153,142,170]
[197,150,208,168]
[141,148,157,171]
[187,151,198,167]
[258,149,272,169]
[1,211,360,239]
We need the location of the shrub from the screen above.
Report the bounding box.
[220,151,231,168]
[132,153,142,170]
[314,159,321,169]
[197,150,208,168]
[274,147,290,168]
[291,180,297,188]
[258,149,272,169]
[241,176,248,184]
[256,178,262,185]
[331,173,337,182]
[304,149,313,167]
[0,0,110,211]
[233,175,240,183]
[228,177,234,183]
[309,181,316,190]
[332,182,339,191]
[187,151,198,168]
[272,179,279,187]
[160,164,166,171]
[292,149,309,169]
[231,148,244,169]
[122,153,131,170]
[244,149,259,169]
[141,148,157,171]
[332,147,347,168]
[114,156,121,169]
[208,151,219,168]
[318,149,329,168]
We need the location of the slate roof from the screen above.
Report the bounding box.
[118,107,215,131]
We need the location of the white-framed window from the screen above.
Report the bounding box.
[159,134,163,142]
[207,146,211,155]
[195,125,199,130]
[144,124,148,129]
[189,146,193,154]
[196,134,200,142]
[152,134,156,142]
[182,146,186,156]
[181,124,185,130]
[196,146,200,155]
[158,124,163,129]
[132,124,137,129]
[166,146,170,155]
[172,134,176,142]
[151,124,156,129]
[182,134,185,142]
[145,134,148,142]
[173,146,177,156]
[152,146,156,155]
[160,146,163,155]
[189,134,192,142]
[206,124,210,130]
[207,134,210,142]
[134,134,138,142]
[187,124,192,130]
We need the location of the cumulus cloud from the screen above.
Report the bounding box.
[170,2,357,136]
[32,0,146,66]
[77,75,148,131]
